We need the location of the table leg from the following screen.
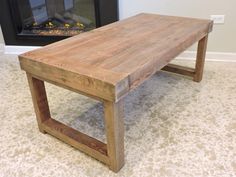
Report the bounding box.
[26,73,51,133]
[193,35,208,82]
[161,35,209,82]
[104,100,125,172]
[26,73,125,172]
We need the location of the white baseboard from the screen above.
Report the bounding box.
[3,45,236,62]
[176,51,236,62]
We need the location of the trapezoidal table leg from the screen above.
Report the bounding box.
[161,35,209,82]
[26,73,124,172]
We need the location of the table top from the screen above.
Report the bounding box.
[20,13,213,101]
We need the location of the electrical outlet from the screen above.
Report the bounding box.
[210,15,225,24]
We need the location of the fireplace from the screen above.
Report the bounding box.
[0,0,118,46]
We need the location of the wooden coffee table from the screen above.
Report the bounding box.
[19,13,213,172]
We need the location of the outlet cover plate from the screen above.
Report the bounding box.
[210,15,225,24]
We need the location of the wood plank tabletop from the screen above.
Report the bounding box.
[20,13,213,101]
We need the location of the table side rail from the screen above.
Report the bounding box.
[19,57,117,102]
[127,24,212,93]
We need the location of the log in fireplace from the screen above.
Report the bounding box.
[0,0,118,46]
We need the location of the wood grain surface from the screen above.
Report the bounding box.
[19,13,213,102]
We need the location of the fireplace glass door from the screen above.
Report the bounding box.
[15,0,96,36]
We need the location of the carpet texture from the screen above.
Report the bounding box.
[0,54,235,177]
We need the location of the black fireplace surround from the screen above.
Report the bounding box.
[0,0,118,46]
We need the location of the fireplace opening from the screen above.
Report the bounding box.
[15,0,96,36]
[0,0,118,45]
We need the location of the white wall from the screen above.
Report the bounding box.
[119,0,236,53]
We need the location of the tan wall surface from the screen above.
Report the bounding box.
[119,0,236,52]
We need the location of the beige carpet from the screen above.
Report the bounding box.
[0,54,235,177]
